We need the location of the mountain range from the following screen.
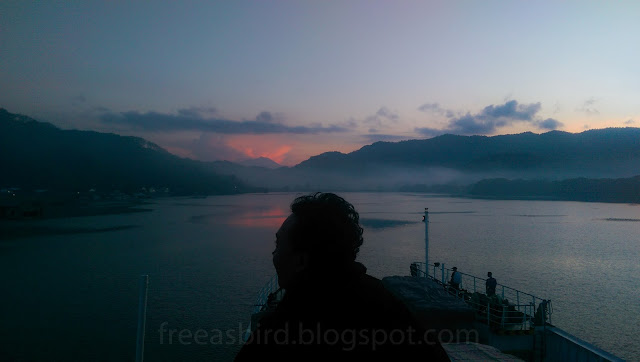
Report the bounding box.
[3,108,640,198]
[210,128,640,191]
[0,108,246,194]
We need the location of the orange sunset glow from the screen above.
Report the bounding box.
[226,135,293,164]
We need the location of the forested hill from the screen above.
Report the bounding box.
[295,129,640,179]
[0,108,246,194]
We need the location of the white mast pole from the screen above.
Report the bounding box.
[424,208,429,275]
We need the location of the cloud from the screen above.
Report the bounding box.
[624,119,635,125]
[418,102,457,118]
[479,100,540,121]
[414,127,445,137]
[359,106,400,128]
[577,97,599,115]
[362,134,411,143]
[418,102,443,113]
[415,100,558,136]
[447,113,499,134]
[177,106,218,118]
[100,110,348,134]
[536,118,564,130]
[255,111,275,123]
[375,107,399,121]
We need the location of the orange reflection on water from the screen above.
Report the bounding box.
[229,207,288,228]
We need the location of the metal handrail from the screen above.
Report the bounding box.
[411,261,550,328]
[245,274,281,342]
[252,274,280,314]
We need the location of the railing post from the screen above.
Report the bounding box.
[474,276,476,293]
[516,291,520,312]
[487,302,491,326]
[441,263,445,285]
[502,285,505,299]
[501,305,506,328]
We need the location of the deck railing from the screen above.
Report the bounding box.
[411,262,550,329]
[252,274,281,314]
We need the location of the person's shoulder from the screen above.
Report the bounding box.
[355,273,414,317]
[357,273,393,298]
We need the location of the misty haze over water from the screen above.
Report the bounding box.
[1,193,638,360]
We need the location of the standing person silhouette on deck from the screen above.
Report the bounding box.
[449,267,461,290]
[486,272,497,297]
[236,192,450,360]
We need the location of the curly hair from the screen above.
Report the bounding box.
[289,192,364,269]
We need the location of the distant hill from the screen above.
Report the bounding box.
[467,176,640,203]
[297,130,640,173]
[0,109,246,194]
[289,130,640,189]
[206,128,640,192]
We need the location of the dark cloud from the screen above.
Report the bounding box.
[361,107,400,127]
[536,118,564,130]
[479,100,540,121]
[99,110,347,134]
[414,127,445,137]
[177,106,218,118]
[418,102,457,118]
[448,113,499,134]
[624,119,635,125]
[362,134,411,143]
[375,107,399,121]
[415,100,557,136]
[577,97,599,115]
[338,118,359,129]
[255,111,274,123]
[418,103,443,113]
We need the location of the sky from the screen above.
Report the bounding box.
[2,1,639,166]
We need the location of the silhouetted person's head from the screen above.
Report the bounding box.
[488,272,492,277]
[272,192,364,290]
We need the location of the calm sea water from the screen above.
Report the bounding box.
[1,193,638,360]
